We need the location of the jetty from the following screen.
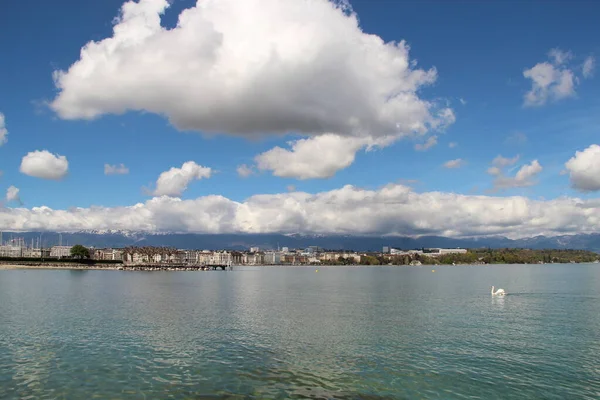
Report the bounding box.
[119,262,233,271]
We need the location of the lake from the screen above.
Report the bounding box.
[1,264,599,399]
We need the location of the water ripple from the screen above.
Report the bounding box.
[1,265,600,399]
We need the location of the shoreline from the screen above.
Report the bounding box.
[0,262,227,271]
[1,262,598,271]
[0,264,121,271]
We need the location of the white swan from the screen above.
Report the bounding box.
[491,286,506,296]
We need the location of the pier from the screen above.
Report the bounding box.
[119,263,233,271]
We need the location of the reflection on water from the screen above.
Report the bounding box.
[491,294,505,307]
[1,264,600,399]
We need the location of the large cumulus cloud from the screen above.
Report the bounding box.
[50,0,454,178]
[2,185,600,239]
[565,144,600,192]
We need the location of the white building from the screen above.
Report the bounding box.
[50,246,73,258]
[0,245,23,258]
[391,249,423,256]
[319,252,361,263]
[197,251,217,265]
[426,248,468,257]
[209,251,232,265]
[243,252,264,265]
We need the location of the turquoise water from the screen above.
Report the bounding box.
[1,264,599,399]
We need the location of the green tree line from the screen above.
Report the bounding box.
[324,249,599,265]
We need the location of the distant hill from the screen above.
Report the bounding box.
[1,231,600,252]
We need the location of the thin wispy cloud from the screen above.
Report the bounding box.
[582,56,595,79]
[488,157,542,190]
[0,112,7,146]
[443,159,465,169]
[505,132,528,146]
[415,136,438,151]
[104,163,129,175]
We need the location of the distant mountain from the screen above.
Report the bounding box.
[1,231,600,252]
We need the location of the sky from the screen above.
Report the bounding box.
[0,0,599,238]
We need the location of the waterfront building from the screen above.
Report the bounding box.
[50,245,73,258]
[203,251,242,265]
[425,248,468,257]
[0,245,24,258]
[22,248,51,258]
[243,252,264,265]
[93,248,123,261]
[264,252,282,265]
[319,252,361,263]
[391,249,423,256]
[178,250,198,264]
[197,251,213,265]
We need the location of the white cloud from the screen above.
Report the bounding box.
[236,164,254,178]
[548,48,572,65]
[255,134,368,179]
[487,166,502,176]
[492,154,519,168]
[489,159,543,190]
[6,186,21,204]
[443,159,465,169]
[151,161,212,197]
[414,135,438,151]
[565,144,600,192]
[50,0,454,180]
[0,112,7,146]
[20,150,69,180]
[2,183,600,239]
[515,160,542,181]
[505,132,527,146]
[522,48,593,107]
[523,62,575,106]
[459,98,467,105]
[104,163,129,175]
[583,56,595,79]
[448,142,458,148]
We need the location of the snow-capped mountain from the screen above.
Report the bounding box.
[1,231,600,252]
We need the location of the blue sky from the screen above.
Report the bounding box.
[0,0,599,237]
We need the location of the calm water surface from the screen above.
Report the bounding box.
[1,264,599,399]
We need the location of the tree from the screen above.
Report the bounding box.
[70,244,90,259]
